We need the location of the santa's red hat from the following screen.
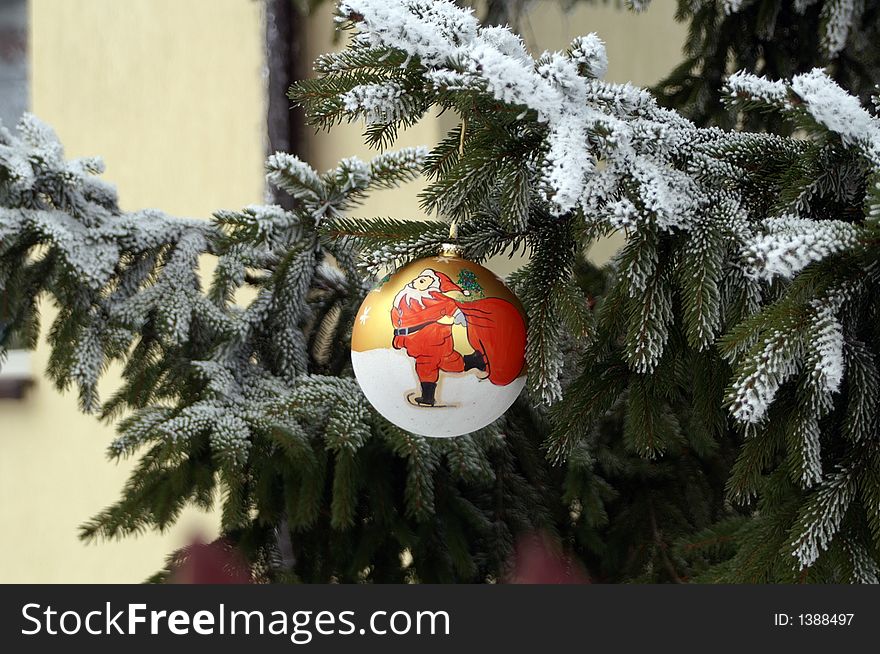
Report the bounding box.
[419,269,462,293]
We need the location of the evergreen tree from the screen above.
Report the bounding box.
[293,0,880,581]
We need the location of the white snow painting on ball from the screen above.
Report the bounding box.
[352,349,527,437]
[350,255,527,438]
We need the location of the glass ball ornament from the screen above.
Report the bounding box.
[351,251,527,437]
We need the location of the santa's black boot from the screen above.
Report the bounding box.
[414,382,437,406]
[463,350,487,372]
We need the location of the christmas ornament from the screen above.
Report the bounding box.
[351,247,527,438]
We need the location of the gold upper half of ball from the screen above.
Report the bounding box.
[351,256,524,352]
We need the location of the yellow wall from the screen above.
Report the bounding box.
[0,0,685,582]
[0,0,265,583]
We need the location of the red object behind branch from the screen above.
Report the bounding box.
[170,538,252,585]
[506,533,590,584]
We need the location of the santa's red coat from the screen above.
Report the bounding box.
[391,290,525,386]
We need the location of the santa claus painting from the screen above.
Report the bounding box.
[390,267,526,407]
[351,256,528,437]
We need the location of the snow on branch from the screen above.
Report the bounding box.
[265,147,425,222]
[805,294,847,407]
[728,285,850,426]
[722,0,747,15]
[818,0,859,57]
[727,68,880,166]
[725,70,790,108]
[728,327,804,424]
[742,215,861,280]
[339,0,479,66]
[331,0,724,226]
[568,34,608,79]
[790,69,880,166]
[791,469,856,568]
[341,81,411,124]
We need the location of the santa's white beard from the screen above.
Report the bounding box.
[394,283,438,309]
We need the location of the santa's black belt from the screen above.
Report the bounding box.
[394,322,434,336]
